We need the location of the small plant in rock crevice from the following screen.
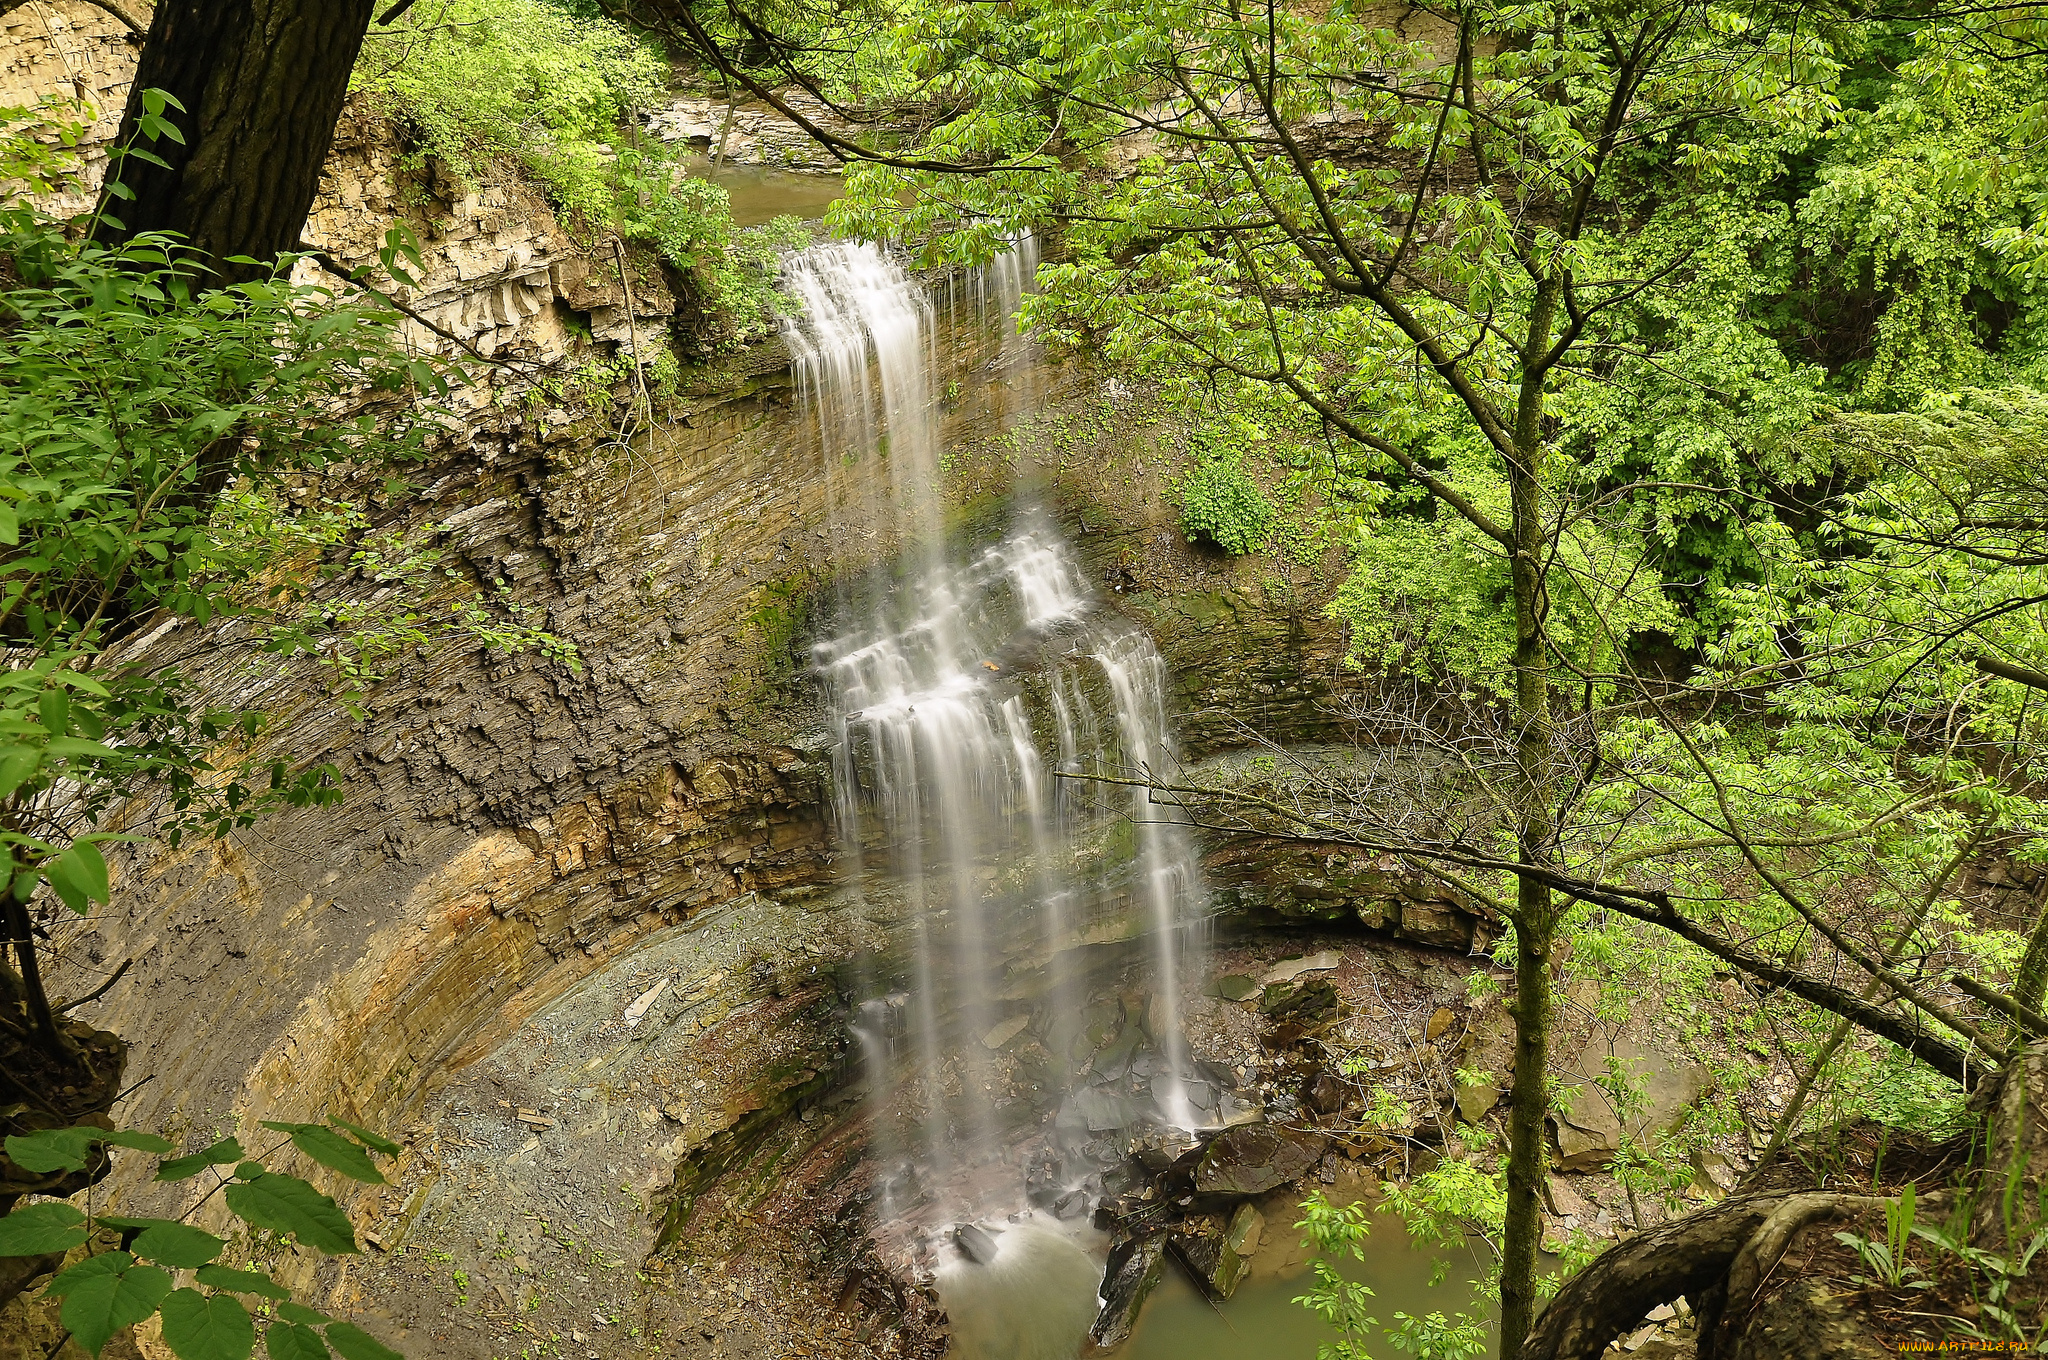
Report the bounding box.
[1177,445,1276,556]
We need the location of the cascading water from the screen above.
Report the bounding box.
[783,238,1214,1314]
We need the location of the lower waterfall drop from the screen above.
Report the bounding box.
[782,238,1217,1270]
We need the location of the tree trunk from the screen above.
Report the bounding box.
[2011,877,2048,1015]
[93,0,377,286]
[1520,1192,1795,1360]
[1498,275,1563,1358]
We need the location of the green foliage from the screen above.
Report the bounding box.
[48,1253,174,1357]
[353,0,663,201]
[1384,1312,1487,1360]
[160,1289,260,1360]
[356,1,803,354]
[1834,1183,1930,1289]
[1293,1192,1492,1360]
[0,1202,88,1255]
[1178,444,1274,555]
[0,1122,400,1359]
[1292,1195,1379,1360]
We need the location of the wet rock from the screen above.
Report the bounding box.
[1226,1202,1263,1257]
[1194,1124,1324,1196]
[1052,1187,1091,1220]
[1212,974,1259,1002]
[1091,1026,1143,1081]
[1132,1129,1203,1175]
[1167,1217,1239,1300]
[952,1223,1001,1265]
[1060,1087,1142,1136]
[1259,978,1338,1023]
[1090,1236,1167,1348]
[981,1015,1029,1049]
[1025,1149,1065,1206]
[1303,1072,1345,1116]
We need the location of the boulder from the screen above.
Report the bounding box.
[1194,1124,1324,1195]
[1549,1031,1711,1171]
[1454,1078,1500,1124]
[1090,1236,1167,1348]
[981,1014,1030,1050]
[1060,1088,1142,1136]
[1259,978,1338,1023]
[953,1223,1001,1265]
[1398,901,1477,950]
[1168,1211,1254,1300]
[1212,974,1259,1002]
[1226,1201,1263,1258]
[1260,950,1343,985]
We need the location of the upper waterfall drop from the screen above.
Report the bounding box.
[779,235,1214,1239]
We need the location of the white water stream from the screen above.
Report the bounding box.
[782,240,1211,1261]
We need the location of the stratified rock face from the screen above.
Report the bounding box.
[1209,841,1489,952]
[0,2,134,218]
[646,92,857,172]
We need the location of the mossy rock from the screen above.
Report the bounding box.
[1211,974,1259,1001]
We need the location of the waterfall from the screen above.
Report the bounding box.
[783,238,1209,1238]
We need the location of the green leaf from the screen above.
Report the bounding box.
[275,1302,331,1326]
[0,1201,88,1256]
[233,1161,265,1181]
[222,1174,357,1253]
[257,1123,383,1184]
[5,1125,98,1172]
[130,1221,224,1268]
[192,1264,289,1300]
[46,1252,174,1356]
[159,1287,256,1360]
[0,746,37,799]
[46,841,102,915]
[101,1129,173,1155]
[46,839,110,915]
[264,1323,330,1360]
[324,1119,400,1157]
[38,687,68,736]
[323,1323,402,1360]
[157,1137,246,1182]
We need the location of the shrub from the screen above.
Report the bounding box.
[1178,449,1275,554]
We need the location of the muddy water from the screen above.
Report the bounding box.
[1125,1207,1493,1360]
[937,1201,1493,1360]
[684,156,843,226]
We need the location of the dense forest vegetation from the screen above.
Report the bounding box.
[5,0,2048,1356]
